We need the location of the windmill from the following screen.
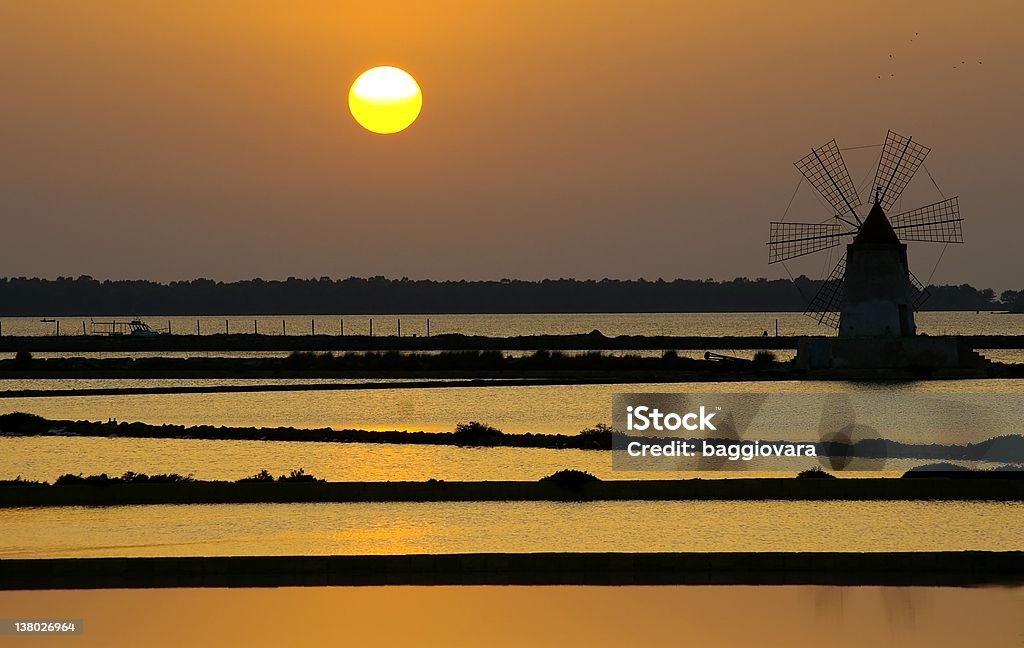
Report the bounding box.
[767,131,963,337]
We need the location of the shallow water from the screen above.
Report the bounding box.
[7,435,988,482]
[2,379,1022,481]
[1,500,1020,558]
[2,379,1022,435]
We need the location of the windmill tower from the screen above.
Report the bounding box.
[768,131,963,336]
[767,131,973,370]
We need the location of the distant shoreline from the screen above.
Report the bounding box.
[0,276,1012,315]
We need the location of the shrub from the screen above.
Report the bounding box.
[453,421,504,445]
[236,468,322,482]
[752,350,777,366]
[278,468,320,483]
[238,469,275,483]
[0,412,49,434]
[539,469,600,488]
[796,466,836,479]
[577,423,614,449]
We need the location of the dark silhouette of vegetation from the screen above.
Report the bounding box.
[238,469,275,482]
[0,349,788,377]
[0,412,49,433]
[752,350,778,366]
[277,468,320,483]
[453,421,505,446]
[901,463,1023,479]
[796,467,837,479]
[236,468,321,483]
[539,469,600,488]
[577,424,614,449]
[1002,290,1024,313]
[54,471,195,485]
[0,275,1009,316]
[49,469,325,485]
[0,476,46,487]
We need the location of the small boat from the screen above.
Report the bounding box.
[90,319,167,337]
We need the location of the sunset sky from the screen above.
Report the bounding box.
[2,1,1022,289]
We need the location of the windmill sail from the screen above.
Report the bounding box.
[804,254,846,328]
[909,270,932,310]
[767,221,849,263]
[873,130,931,210]
[890,197,963,243]
[794,140,862,225]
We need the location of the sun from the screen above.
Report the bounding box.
[348,66,422,135]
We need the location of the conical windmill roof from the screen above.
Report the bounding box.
[853,202,900,244]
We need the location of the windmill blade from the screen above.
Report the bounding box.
[804,253,846,328]
[890,196,963,243]
[909,271,931,310]
[794,140,862,225]
[873,130,931,210]
[767,221,851,263]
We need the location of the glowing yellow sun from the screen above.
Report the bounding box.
[348,66,422,135]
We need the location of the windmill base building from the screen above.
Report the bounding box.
[838,201,917,338]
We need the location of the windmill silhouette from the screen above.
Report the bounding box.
[768,131,963,336]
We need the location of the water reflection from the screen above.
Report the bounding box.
[2,501,1020,558]
[0,585,1020,647]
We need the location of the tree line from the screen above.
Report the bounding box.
[0,275,1015,316]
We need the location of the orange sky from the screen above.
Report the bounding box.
[1,1,1022,288]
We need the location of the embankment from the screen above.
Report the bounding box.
[1,552,1020,589]
[2,478,1022,507]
